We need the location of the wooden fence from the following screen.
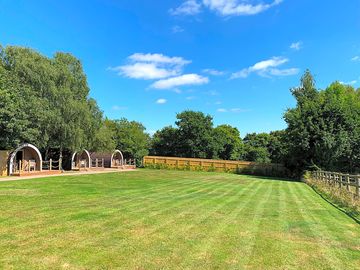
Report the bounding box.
[42,159,62,171]
[143,156,287,176]
[311,171,360,197]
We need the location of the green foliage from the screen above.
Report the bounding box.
[212,124,244,160]
[0,45,117,156]
[284,70,360,175]
[150,126,179,156]
[105,118,150,160]
[175,110,215,158]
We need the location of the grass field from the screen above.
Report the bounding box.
[0,170,359,269]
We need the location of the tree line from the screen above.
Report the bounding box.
[0,45,149,161]
[1,45,360,176]
[152,71,360,176]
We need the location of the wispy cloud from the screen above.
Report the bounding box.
[203,0,283,16]
[169,0,202,16]
[231,56,299,79]
[290,41,302,51]
[202,68,225,76]
[204,90,219,96]
[217,107,249,113]
[340,80,357,85]
[217,108,227,112]
[112,105,127,111]
[186,96,196,100]
[110,53,191,80]
[172,25,185,33]
[151,74,209,89]
[351,56,360,62]
[156,98,167,104]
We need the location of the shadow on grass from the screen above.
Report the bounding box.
[308,185,360,225]
[238,174,300,183]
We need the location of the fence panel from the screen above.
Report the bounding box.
[143,156,287,176]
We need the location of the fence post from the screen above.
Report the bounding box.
[59,158,62,171]
[346,175,350,191]
[50,159,52,170]
[356,176,360,197]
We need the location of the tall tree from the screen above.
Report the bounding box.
[106,118,150,160]
[175,111,214,158]
[150,126,179,157]
[212,124,243,160]
[284,71,360,174]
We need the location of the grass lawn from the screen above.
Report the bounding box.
[0,170,359,269]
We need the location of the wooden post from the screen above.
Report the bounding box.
[96,158,98,168]
[50,159,52,170]
[346,175,350,191]
[102,158,104,167]
[59,158,62,171]
[19,160,22,173]
[356,176,360,197]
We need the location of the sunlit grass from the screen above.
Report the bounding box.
[0,169,359,269]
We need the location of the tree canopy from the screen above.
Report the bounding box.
[284,70,360,174]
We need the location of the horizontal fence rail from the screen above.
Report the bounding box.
[143,156,287,176]
[311,171,360,197]
[42,159,62,171]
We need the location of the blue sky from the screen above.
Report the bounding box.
[1,0,360,136]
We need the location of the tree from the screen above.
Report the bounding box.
[284,71,360,174]
[106,118,150,160]
[175,111,214,158]
[212,125,243,160]
[0,45,113,158]
[268,130,288,164]
[242,132,271,163]
[150,126,179,157]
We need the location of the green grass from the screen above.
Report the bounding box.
[0,170,359,269]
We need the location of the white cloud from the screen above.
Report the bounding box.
[111,53,191,80]
[268,68,300,76]
[151,74,209,89]
[231,56,299,79]
[117,63,179,80]
[172,25,185,33]
[217,108,227,112]
[186,96,196,100]
[156,98,167,104]
[215,101,222,105]
[112,105,127,111]
[205,90,219,96]
[351,56,360,62]
[290,41,302,51]
[217,107,249,113]
[169,0,202,16]
[340,80,357,85]
[203,0,283,16]
[129,53,191,66]
[202,68,225,76]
